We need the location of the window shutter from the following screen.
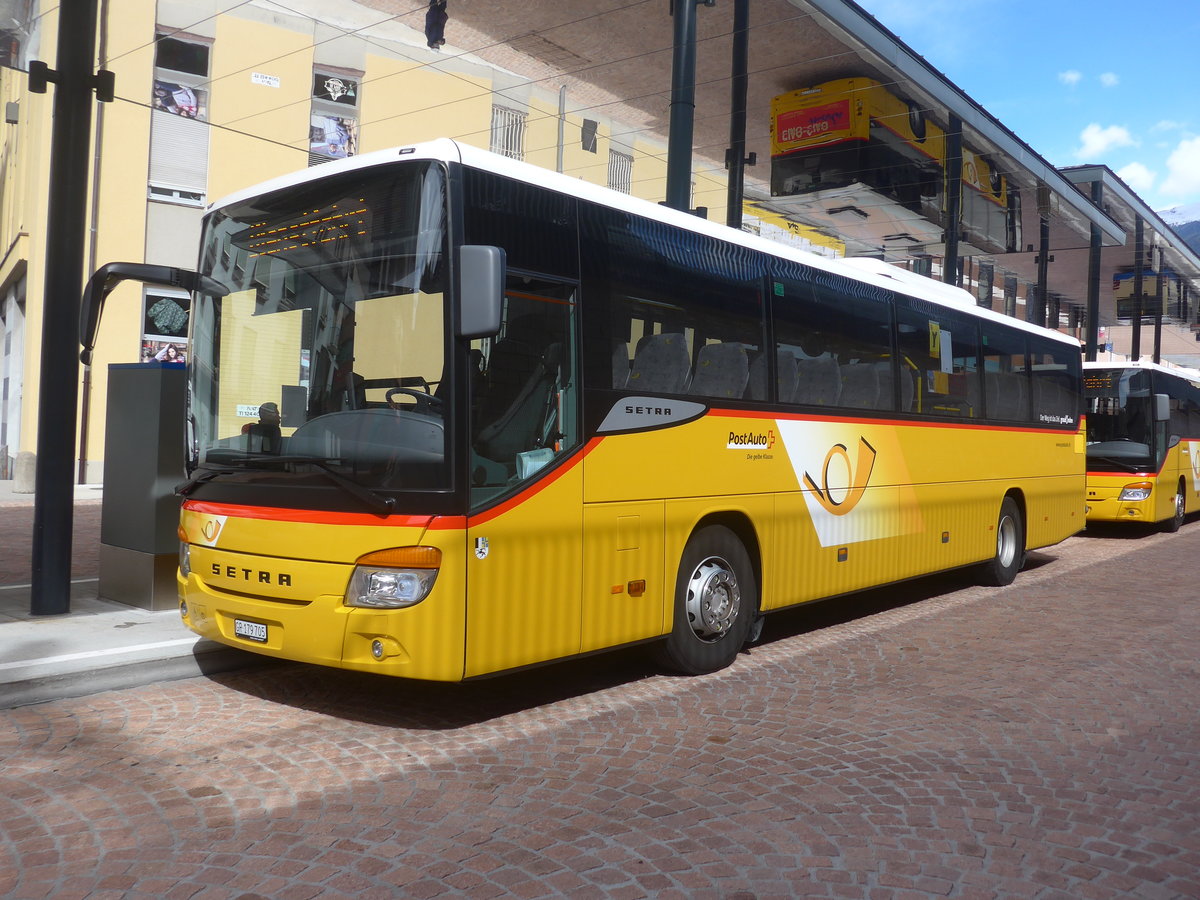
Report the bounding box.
[149,109,209,194]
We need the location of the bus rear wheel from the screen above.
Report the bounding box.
[656,525,756,675]
[1161,482,1186,533]
[979,497,1024,587]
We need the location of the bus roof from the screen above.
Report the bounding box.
[1083,359,1200,382]
[209,137,1080,349]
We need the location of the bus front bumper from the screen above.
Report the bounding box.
[178,545,467,681]
[1085,479,1154,524]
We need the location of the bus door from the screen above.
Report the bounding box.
[464,273,583,677]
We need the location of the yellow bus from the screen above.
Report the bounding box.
[770,77,1019,256]
[83,139,1084,679]
[1084,361,1200,532]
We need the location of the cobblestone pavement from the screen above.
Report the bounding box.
[1,522,1198,899]
[0,501,102,585]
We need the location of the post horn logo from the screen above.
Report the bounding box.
[201,519,223,543]
[803,436,877,516]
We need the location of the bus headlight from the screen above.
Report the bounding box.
[345,546,441,609]
[179,542,191,578]
[1118,482,1153,502]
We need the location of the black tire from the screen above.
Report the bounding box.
[656,525,757,675]
[979,497,1024,587]
[1161,482,1186,533]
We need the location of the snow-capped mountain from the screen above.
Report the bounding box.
[1158,202,1200,256]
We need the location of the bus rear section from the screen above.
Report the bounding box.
[1084,362,1200,532]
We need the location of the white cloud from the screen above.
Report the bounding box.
[1058,69,1083,87]
[1161,137,1200,201]
[1152,120,1185,133]
[1075,123,1137,160]
[1099,72,1119,87]
[1117,162,1155,194]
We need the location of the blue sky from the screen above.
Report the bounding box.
[864,0,1200,213]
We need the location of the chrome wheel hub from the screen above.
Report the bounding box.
[685,556,740,641]
[997,514,1016,568]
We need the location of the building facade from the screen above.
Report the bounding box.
[1,0,841,483]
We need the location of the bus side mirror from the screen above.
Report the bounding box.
[1153,392,1170,423]
[457,245,504,339]
[80,262,227,366]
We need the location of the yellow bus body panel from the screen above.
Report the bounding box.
[464,464,585,678]
[178,408,1083,681]
[585,411,1084,614]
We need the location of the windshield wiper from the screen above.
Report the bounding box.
[175,454,396,515]
[176,466,240,495]
[1086,455,1147,473]
[278,456,397,515]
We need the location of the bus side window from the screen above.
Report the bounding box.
[771,270,893,411]
[1028,335,1080,425]
[895,305,979,417]
[981,325,1029,422]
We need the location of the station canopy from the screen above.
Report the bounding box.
[360,0,1200,332]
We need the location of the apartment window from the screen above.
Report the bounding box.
[309,71,359,166]
[490,105,526,161]
[149,33,210,202]
[607,149,633,194]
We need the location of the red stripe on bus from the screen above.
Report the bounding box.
[181,500,446,529]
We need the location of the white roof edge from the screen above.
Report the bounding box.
[208,138,1081,348]
[1083,359,1200,381]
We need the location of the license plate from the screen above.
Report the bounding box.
[234,618,268,643]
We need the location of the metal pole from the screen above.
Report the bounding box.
[1036,216,1050,328]
[1084,179,1103,361]
[725,0,749,229]
[30,0,100,615]
[665,0,700,212]
[942,114,962,286]
[1153,252,1163,364]
[1131,215,1144,361]
[555,84,566,174]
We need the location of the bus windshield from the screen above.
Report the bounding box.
[1085,367,1155,471]
[187,161,451,501]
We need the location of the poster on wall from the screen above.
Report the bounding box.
[143,292,190,364]
[309,114,358,159]
[312,74,358,105]
[152,80,208,120]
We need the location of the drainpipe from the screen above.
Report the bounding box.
[78,0,109,484]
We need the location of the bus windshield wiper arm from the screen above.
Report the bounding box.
[274,456,397,515]
[176,466,239,495]
[1086,455,1146,473]
[175,454,395,515]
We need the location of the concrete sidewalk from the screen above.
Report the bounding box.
[0,480,260,708]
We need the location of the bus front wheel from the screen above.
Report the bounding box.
[1162,482,1186,533]
[656,525,756,675]
[979,497,1025,587]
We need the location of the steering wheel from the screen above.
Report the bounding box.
[386,386,442,414]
